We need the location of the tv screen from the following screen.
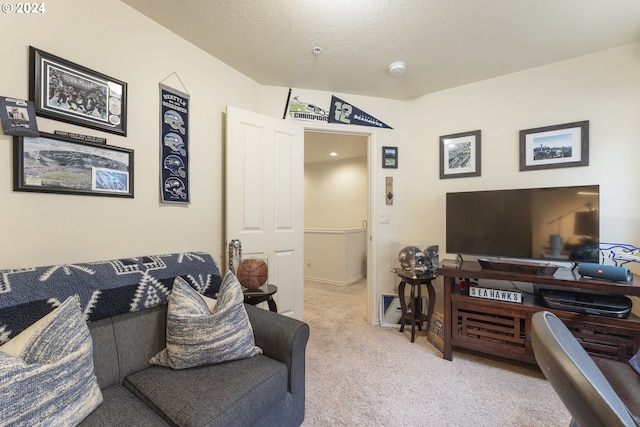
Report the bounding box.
[446,185,599,262]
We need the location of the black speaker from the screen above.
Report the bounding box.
[577,263,632,282]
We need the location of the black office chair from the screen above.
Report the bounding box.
[531,311,639,427]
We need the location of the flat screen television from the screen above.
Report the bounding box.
[446,185,599,263]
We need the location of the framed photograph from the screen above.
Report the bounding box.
[29,46,127,136]
[14,132,133,197]
[0,97,39,137]
[382,146,398,168]
[439,130,481,179]
[519,121,589,171]
[380,294,426,327]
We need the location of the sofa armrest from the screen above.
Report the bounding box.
[244,304,309,394]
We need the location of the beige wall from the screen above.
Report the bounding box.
[304,156,368,229]
[2,2,639,318]
[0,0,261,267]
[261,44,640,300]
[404,44,640,268]
[304,229,367,285]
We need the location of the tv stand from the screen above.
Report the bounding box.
[438,260,640,364]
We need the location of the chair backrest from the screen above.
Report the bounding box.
[531,311,637,427]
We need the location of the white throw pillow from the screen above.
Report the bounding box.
[150,272,262,370]
[0,295,103,426]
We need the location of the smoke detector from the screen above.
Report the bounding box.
[388,61,407,77]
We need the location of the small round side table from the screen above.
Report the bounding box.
[395,271,436,343]
[243,284,278,313]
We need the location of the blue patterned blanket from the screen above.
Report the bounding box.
[0,251,222,344]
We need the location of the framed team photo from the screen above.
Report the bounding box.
[29,46,128,136]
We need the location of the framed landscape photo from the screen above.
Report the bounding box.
[439,130,481,179]
[382,146,398,168]
[519,120,589,171]
[29,46,127,136]
[14,132,133,197]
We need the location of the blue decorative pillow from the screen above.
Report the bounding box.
[0,295,103,426]
[150,272,262,369]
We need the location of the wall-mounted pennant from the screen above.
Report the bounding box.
[160,83,189,204]
[328,95,393,129]
[0,97,39,136]
[283,89,329,122]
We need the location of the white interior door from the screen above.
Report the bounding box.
[225,106,304,319]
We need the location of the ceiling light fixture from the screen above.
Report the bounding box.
[389,61,406,77]
[330,152,338,157]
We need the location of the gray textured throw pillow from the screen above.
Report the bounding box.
[150,272,262,369]
[0,295,103,426]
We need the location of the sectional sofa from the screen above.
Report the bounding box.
[0,252,310,427]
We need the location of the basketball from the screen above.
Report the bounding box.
[236,259,268,290]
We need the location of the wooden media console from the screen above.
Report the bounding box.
[438,260,640,363]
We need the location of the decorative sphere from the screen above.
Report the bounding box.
[236,259,268,290]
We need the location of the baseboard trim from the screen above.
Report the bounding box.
[304,274,365,286]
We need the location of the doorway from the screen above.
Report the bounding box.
[304,130,371,318]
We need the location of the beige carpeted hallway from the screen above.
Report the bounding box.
[301,278,572,426]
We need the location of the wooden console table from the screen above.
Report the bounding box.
[438,260,640,363]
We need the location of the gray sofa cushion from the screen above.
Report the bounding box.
[111,305,167,381]
[124,354,288,427]
[89,317,120,389]
[88,304,167,389]
[79,385,169,427]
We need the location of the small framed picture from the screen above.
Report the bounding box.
[29,46,127,136]
[519,121,589,171]
[380,294,426,327]
[0,97,39,137]
[439,130,481,179]
[14,132,133,197]
[382,146,398,168]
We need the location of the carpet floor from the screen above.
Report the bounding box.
[301,278,572,426]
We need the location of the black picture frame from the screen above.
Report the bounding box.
[14,132,134,198]
[382,146,398,169]
[519,121,589,171]
[0,97,39,137]
[439,130,481,179]
[29,46,127,136]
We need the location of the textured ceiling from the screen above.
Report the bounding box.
[121,0,640,100]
